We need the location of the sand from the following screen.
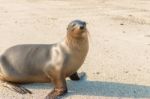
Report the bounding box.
[0,0,150,99]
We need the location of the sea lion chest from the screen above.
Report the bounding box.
[62,42,89,77]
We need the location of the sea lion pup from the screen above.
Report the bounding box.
[0,20,89,98]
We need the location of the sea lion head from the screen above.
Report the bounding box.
[67,20,88,39]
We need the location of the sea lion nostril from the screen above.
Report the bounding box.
[80,26,84,29]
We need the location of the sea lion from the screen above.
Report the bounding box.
[0,20,89,99]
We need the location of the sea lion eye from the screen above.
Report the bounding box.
[83,22,86,25]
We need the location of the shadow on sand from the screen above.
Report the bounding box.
[23,78,150,98]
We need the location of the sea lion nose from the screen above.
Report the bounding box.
[80,25,84,29]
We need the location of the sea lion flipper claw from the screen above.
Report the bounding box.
[2,82,32,94]
[45,88,67,99]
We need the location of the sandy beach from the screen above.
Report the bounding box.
[0,0,150,99]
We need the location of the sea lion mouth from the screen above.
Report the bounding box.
[71,26,86,32]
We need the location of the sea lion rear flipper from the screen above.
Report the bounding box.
[69,72,86,81]
[1,81,32,94]
[69,72,80,80]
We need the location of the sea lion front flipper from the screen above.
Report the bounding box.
[1,81,32,94]
[45,71,68,99]
[69,72,86,81]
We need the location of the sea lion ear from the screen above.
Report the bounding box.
[67,23,72,31]
[67,26,69,30]
[67,23,70,30]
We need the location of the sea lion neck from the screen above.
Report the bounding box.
[65,32,88,50]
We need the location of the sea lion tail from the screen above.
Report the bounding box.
[0,56,32,94]
[0,81,32,94]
